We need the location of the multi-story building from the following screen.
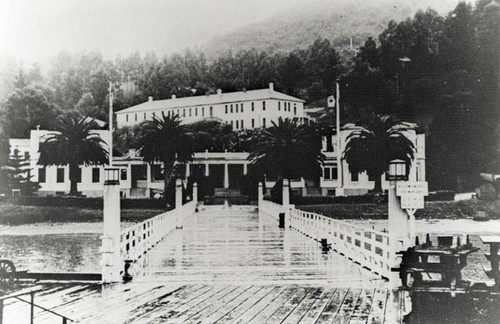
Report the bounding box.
[116,83,305,130]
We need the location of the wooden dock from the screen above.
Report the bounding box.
[1,206,394,323]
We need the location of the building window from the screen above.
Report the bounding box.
[289,102,292,111]
[189,108,192,117]
[294,103,297,115]
[235,104,238,113]
[230,120,234,128]
[121,169,127,180]
[230,104,233,113]
[236,120,239,129]
[278,101,281,110]
[225,105,228,114]
[38,168,46,183]
[262,101,266,110]
[323,166,338,180]
[92,168,100,183]
[251,119,255,128]
[177,109,180,116]
[126,114,129,122]
[251,102,254,111]
[241,120,244,128]
[241,103,244,113]
[351,172,359,182]
[201,107,204,117]
[183,109,186,117]
[143,112,146,120]
[210,106,213,117]
[56,168,64,183]
[263,118,266,128]
[151,165,163,181]
[134,113,137,122]
[195,107,198,116]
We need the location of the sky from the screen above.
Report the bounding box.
[0,0,305,63]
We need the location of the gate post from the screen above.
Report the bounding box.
[388,183,409,287]
[102,168,121,284]
[258,182,263,210]
[282,179,290,226]
[175,179,183,228]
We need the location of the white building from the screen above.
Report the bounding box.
[116,83,305,130]
[8,84,426,198]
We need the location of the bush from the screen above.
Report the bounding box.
[293,193,387,205]
[427,190,455,201]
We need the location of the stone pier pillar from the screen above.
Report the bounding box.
[258,182,263,215]
[102,168,121,284]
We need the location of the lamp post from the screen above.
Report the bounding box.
[101,167,121,283]
[387,159,409,288]
[108,82,114,166]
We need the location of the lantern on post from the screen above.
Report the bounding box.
[386,159,408,181]
[104,168,120,186]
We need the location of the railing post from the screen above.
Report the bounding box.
[0,299,4,324]
[102,167,121,284]
[175,179,183,229]
[282,179,290,226]
[30,292,34,324]
[193,182,198,205]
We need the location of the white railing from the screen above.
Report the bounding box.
[289,208,391,279]
[120,200,197,261]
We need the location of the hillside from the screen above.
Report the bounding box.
[202,0,459,58]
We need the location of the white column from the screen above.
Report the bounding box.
[185,163,190,179]
[145,164,151,197]
[224,163,229,189]
[102,173,121,284]
[258,182,263,208]
[205,163,210,176]
[175,179,183,228]
[193,182,198,205]
[388,183,409,287]
[243,163,248,175]
[283,179,290,226]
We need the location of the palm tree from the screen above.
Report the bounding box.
[249,117,324,180]
[38,116,108,195]
[139,113,194,198]
[343,114,415,193]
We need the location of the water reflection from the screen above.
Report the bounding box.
[0,233,100,273]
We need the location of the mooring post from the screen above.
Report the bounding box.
[102,167,121,284]
[282,179,290,227]
[175,179,183,228]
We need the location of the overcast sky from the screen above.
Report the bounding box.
[0,0,307,62]
[0,0,465,64]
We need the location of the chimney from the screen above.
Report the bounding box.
[148,96,153,102]
[171,94,176,99]
[269,82,274,91]
[217,89,222,95]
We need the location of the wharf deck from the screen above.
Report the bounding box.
[1,206,392,323]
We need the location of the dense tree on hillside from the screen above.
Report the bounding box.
[5,148,39,195]
[249,117,324,180]
[343,114,415,193]
[38,117,108,195]
[1,85,59,138]
[139,114,194,205]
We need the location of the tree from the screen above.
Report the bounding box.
[249,117,324,181]
[1,85,59,138]
[38,117,108,195]
[343,114,415,193]
[139,113,194,203]
[5,148,39,195]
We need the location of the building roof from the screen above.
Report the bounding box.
[116,87,305,115]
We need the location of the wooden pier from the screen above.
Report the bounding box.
[1,206,394,323]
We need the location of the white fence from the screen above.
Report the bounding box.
[260,199,391,279]
[120,200,197,261]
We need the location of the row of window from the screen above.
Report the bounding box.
[125,106,215,122]
[225,102,247,114]
[38,167,101,183]
[278,101,297,115]
[228,118,266,130]
[323,166,379,182]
